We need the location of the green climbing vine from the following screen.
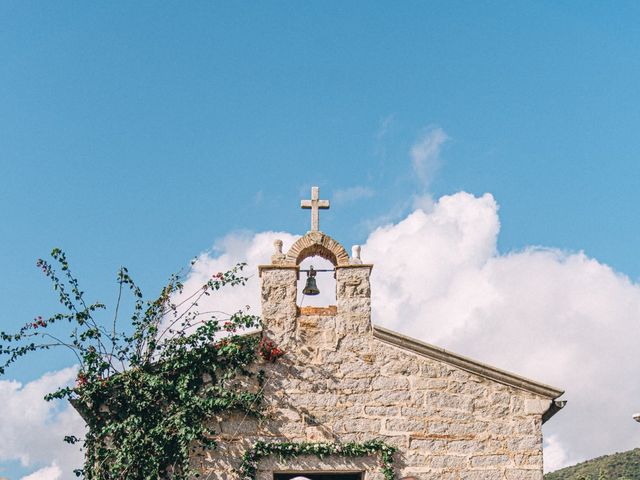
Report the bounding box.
[238,440,398,480]
[0,248,283,479]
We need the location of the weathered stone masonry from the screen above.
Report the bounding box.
[198,231,564,480]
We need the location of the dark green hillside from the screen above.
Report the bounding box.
[544,448,640,480]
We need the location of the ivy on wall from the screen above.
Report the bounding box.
[0,249,283,479]
[239,440,398,480]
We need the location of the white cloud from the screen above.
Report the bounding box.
[366,192,501,343]
[333,186,375,205]
[20,464,61,480]
[544,435,571,473]
[0,367,84,479]
[376,114,395,141]
[374,114,396,159]
[410,127,449,188]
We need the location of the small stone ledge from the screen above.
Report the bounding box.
[258,264,300,278]
[335,264,374,272]
[297,305,338,316]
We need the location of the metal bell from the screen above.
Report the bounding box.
[302,266,320,296]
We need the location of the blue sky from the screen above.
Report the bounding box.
[1,2,640,478]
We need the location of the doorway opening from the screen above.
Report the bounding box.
[275,473,363,480]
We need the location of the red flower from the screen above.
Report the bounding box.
[223,321,237,332]
[258,338,285,362]
[76,373,88,387]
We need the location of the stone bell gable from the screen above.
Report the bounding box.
[260,232,373,352]
[200,187,565,480]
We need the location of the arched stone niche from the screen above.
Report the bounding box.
[282,231,350,267]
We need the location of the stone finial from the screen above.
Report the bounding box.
[271,239,286,264]
[350,245,362,264]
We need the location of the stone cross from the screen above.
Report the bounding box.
[301,186,330,232]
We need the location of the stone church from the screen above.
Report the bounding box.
[201,187,566,480]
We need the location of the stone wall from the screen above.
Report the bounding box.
[196,234,553,480]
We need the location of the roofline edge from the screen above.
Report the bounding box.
[372,325,565,399]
